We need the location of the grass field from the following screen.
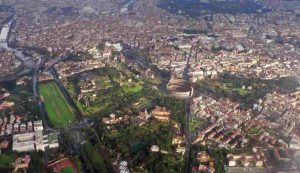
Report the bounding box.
[190,116,206,132]
[0,155,14,171]
[39,81,75,128]
[248,126,261,135]
[61,166,74,173]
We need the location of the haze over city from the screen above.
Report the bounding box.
[0,0,299,173]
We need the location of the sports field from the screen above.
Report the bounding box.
[39,81,75,128]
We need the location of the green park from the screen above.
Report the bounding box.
[66,66,160,116]
[39,81,76,128]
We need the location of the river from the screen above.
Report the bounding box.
[120,0,135,13]
[0,18,36,81]
[0,20,12,50]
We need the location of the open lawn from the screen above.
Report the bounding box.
[39,81,75,128]
[61,166,74,173]
[248,126,261,135]
[219,83,252,96]
[190,116,206,132]
[0,155,14,171]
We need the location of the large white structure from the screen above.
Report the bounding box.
[12,131,45,152]
[119,161,130,173]
[12,121,46,152]
[290,138,300,150]
[167,78,193,99]
[44,132,59,149]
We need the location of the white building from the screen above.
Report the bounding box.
[13,131,45,152]
[12,121,46,152]
[44,132,59,149]
[290,138,300,150]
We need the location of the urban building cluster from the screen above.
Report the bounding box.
[0,87,59,153]
[0,0,300,172]
[190,90,300,172]
[0,51,22,77]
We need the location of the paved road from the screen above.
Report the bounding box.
[183,47,193,173]
[184,98,191,173]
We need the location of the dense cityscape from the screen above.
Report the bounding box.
[0,0,300,173]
